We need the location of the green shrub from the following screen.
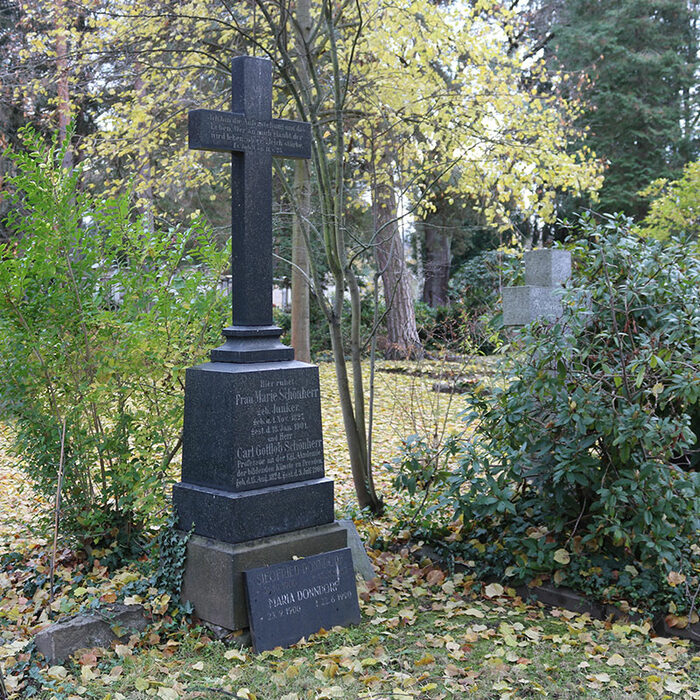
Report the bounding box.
[395,215,700,614]
[454,216,699,604]
[0,128,228,545]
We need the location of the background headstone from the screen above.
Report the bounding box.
[502,249,571,327]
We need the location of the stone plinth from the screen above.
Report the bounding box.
[503,249,572,327]
[181,523,347,631]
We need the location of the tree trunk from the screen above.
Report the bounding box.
[290,0,312,362]
[291,158,311,361]
[372,149,421,359]
[55,0,73,171]
[134,62,154,231]
[421,223,451,307]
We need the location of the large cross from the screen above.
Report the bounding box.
[189,56,311,359]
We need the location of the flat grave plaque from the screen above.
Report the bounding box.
[244,548,361,652]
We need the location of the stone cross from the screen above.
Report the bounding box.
[502,249,571,327]
[188,56,311,361]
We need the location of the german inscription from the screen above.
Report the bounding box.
[181,364,325,494]
[233,374,323,490]
[244,548,361,652]
[189,109,311,158]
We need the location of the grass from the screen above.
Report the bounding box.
[1,357,699,699]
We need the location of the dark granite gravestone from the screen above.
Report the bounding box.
[244,548,361,652]
[172,56,350,633]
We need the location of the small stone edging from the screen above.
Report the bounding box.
[515,583,700,646]
[34,604,148,663]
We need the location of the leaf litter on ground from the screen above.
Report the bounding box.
[0,358,698,699]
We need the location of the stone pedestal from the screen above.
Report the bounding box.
[173,356,343,631]
[503,249,571,327]
[182,523,347,630]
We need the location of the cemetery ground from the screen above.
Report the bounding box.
[1,359,699,700]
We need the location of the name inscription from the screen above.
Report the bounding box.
[233,375,323,490]
[244,549,361,653]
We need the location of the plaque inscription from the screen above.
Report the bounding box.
[189,109,311,158]
[244,548,361,652]
[233,374,323,490]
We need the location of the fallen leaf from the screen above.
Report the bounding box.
[606,653,625,667]
[47,665,68,680]
[553,549,570,565]
[484,582,504,598]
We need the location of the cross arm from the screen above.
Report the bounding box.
[189,109,311,159]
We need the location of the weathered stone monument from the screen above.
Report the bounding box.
[173,56,353,638]
[502,249,571,327]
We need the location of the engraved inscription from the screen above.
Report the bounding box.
[197,110,309,155]
[252,553,349,622]
[234,375,323,489]
[244,549,361,652]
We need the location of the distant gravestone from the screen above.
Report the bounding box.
[173,56,352,637]
[244,548,361,652]
[502,249,571,327]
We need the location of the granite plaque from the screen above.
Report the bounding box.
[189,110,311,158]
[181,361,325,492]
[244,548,361,652]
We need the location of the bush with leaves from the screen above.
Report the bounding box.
[0,128,228,546]
[450,216,700,609]
[394,216,699,613]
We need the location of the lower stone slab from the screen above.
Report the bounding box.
[173,477,334,543]
[502,285,563,327]
[34,604,147,663]
[181,522,348,631]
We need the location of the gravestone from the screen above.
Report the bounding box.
[173,56,350,634]
[502,249,571,327]
[244,548,361,652]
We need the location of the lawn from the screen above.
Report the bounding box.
[1,359,698,699]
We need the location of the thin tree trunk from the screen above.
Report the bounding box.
[290,0,313,362]
[55,0,72,171]
[372,147,421,359]
[291,159,311,361]
[421,224,451,307]
[134,62,154,231]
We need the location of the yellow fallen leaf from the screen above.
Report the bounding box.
[414,653,435,667]
[225,648,247,662]
[47,665,68,680]
[484,582,504,598]
[665,679,684,694]
[463,607,485,618]
[667,571,685,586]
[134,677,150,691]
[192,661,204,671]
[81,665,97,682]
[157,688,179,700]
[553,549,570,565]
[606,653,625,666]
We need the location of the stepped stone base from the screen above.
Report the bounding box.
[181,522,347,631]
[173,477,334,543]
